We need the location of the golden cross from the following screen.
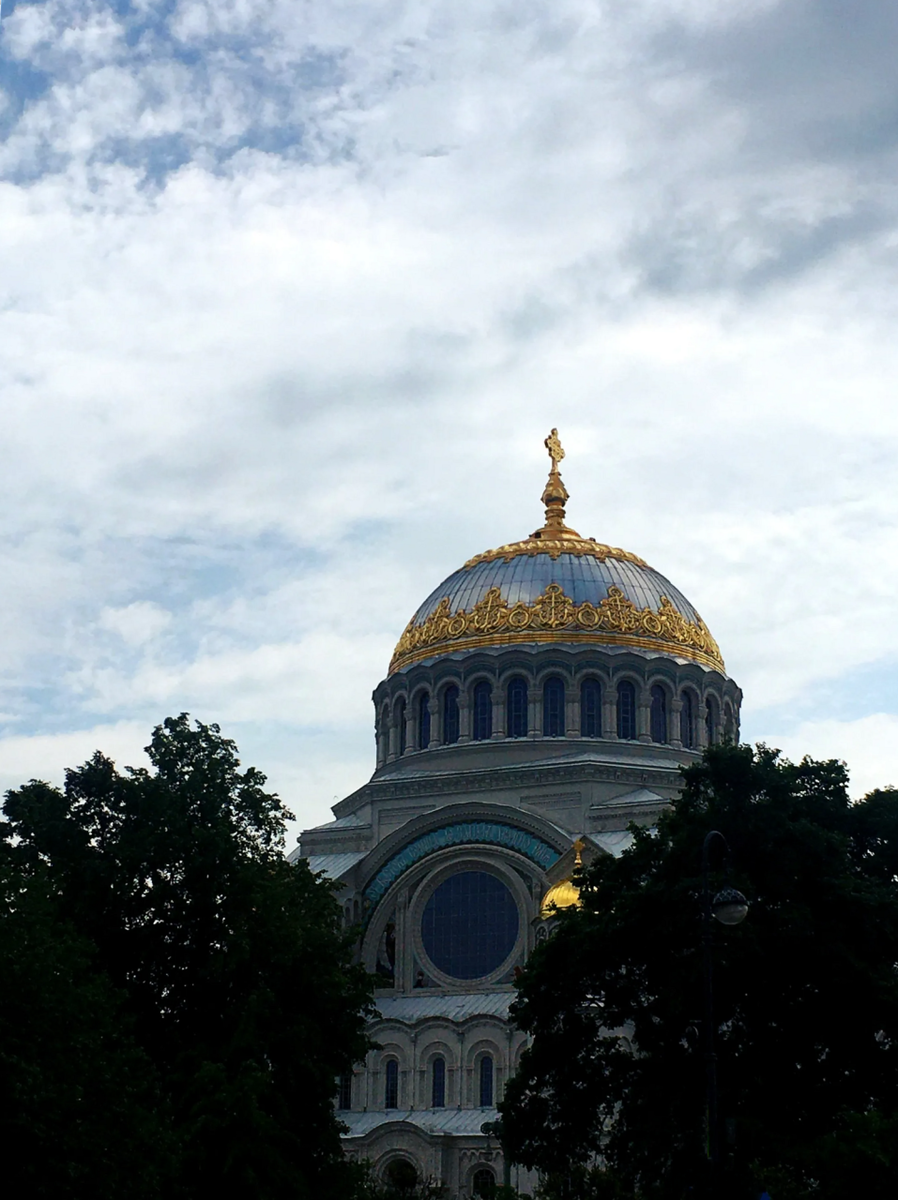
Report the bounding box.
[545,427,565,467]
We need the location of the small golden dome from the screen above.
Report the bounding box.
[540,839,584,918]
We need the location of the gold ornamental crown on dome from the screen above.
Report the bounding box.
[388,430,724,675]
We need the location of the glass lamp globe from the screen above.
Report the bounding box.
[711,886,749,926]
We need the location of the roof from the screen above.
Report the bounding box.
[341,1107,500,1139]
[374,991,514,1023]
[290,851,366,878]
[591,830,635,857]
[390,550,722,674]
[310,813,367,831]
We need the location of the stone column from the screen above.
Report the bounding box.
[565,686,579,738]
[697,701,709,749]
[603,689,617,739]
[409,1029,418,1111]
[528,691,540,739]
[388,718,399,761]
[458,694,471,743]
[404,708,415,755]
[375,722,386,768]
[427,696,439,749]
[491,686,505,739]
[670,696,683,749]
[637,688,652,743]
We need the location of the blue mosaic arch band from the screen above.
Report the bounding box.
[364,821,561,910]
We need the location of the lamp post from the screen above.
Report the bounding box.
[701,830,749,1200]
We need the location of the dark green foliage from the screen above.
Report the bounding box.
[353,1158,447,1199]
[500,744,898,1199]
[0,856,169,1199]
[1,715,374,1200]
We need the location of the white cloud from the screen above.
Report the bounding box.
[753,713,898,799]
[98,601,173,646]
[0,0,897,824]
[0,720,151,796]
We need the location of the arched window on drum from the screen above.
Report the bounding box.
[395,699,406,756]
[417,691,431,750]
[617,680,637,740]
[384,1058,399,1109]
[580,678,601,738]
[650,685,668,744]
[705,695,719,745]
[506,676,528,738]
[543,676,565,737]
[680,691,696,749]
[417,691,432,744]
[472,681,493,741]
[724,702,735,742]
[431,1056,446,1108]
[442,685,460,744]
[479,1054,494,1107]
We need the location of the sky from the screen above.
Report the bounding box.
[1,0,897,848]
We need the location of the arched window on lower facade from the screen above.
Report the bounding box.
[384,1058,399,1110]
[396,700,407,756]
[617,680,637,740]
[680,691,695,749]
[506,676,528,738]
[472,1167,497,1197]
[442,685,460,744]
[650,685,668,743]
[479,1054,494,1107]
[580,678,601,737]
[543,676,565,737]
[337,1071,352,1110]
[472,681,493,741]
[385,1161,418,1192]
[431,1056,446,1108]
[417,691,431,750]
[705,695,718,745]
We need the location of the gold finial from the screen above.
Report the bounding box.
[545,427,565,467]
[573,838,585,868]
[534,428,580,540]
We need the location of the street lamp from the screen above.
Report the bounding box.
[701,831,748,1199]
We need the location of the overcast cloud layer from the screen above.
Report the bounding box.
[1,0,898,843]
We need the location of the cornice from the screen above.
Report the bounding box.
[337,756,684,810]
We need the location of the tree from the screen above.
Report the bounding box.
[2,714,374,1199]
[0,853,169,1199]
[500,744,898,1200]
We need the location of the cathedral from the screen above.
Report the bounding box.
[294,432,741,1198]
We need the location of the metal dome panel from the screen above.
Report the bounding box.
[411,554,701,627]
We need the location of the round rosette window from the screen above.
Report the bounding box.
[420,870,520,980]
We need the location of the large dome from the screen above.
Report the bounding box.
[390,431,723,676]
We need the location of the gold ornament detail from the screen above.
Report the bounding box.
[389,583,724,674]
[463,537,649,569]
[462,430,648,568]
[545,427,565,467]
